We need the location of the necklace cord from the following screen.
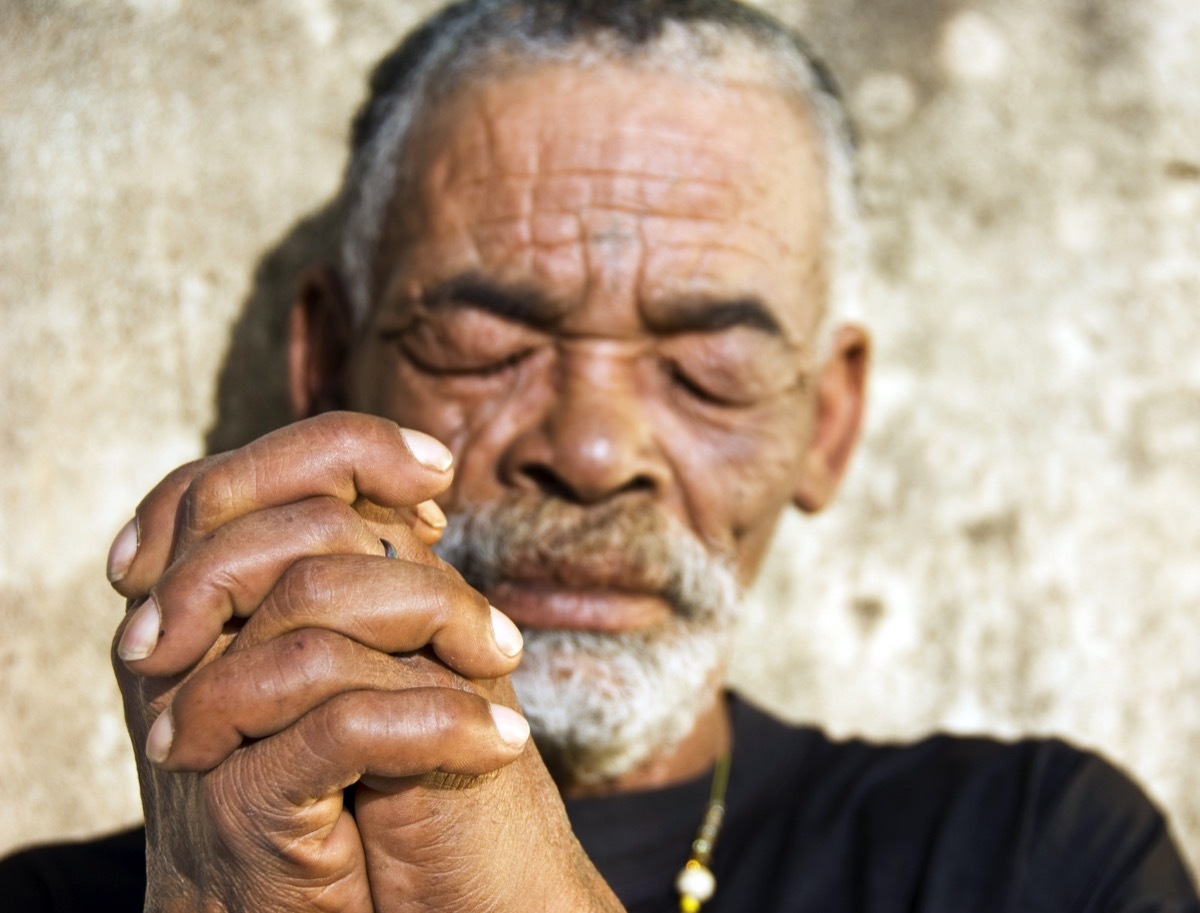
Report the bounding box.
[675,752,732,913]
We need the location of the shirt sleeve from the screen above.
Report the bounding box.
[1013,742,1199,913]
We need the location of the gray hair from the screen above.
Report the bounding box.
[338,0,864,357]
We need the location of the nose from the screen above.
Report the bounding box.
[499,347,670,505]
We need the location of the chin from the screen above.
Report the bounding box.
[432,493,745,784]
[512,617,734,787]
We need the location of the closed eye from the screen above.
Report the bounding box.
[664,360,732,406]
[393,335,533,378]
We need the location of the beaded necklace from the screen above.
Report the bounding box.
[675,752,732,912]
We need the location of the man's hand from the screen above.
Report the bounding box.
[106,413,621,913]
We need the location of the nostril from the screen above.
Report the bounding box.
[519,463,659,504]
[620,474,657,495]
[520,465,580,501]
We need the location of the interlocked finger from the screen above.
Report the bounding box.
[233,554,522,680]
[118,496,433,676]
[109,413,454,600]
[157,629,471,771]
[201,687,530,815]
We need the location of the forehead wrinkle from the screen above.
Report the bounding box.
[623,211,799,258]
[588,174,746,225]
[461,209,785,290]
[453,155,785,240]
[441,170,816,271]
[456,170,755,226]
[418,95,806,262]
[391,64,830,346]
[650,237,776,268]
[457,168,737,188]
[457,83,744,190]
[465,206,796,263]
[477,154,794,256]
[403,195,804,286]
[536,117,752,185]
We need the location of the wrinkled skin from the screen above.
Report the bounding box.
[111,63,869,912]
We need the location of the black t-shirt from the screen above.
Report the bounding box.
[3,695,1197,912]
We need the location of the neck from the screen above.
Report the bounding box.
[559,692,732,799]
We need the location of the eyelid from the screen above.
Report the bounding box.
[399,339,535,378]
[660,347,806,408]
[380,310,543,375]
[663,359,740,407]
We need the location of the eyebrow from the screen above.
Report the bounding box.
[414,273,785,338]
[648,295,786,338]
[416,273,566,328]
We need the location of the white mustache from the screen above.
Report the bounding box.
[433,496,737,623]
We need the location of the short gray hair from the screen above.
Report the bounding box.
[338,0,864,355]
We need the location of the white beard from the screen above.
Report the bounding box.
[434,496,742,785]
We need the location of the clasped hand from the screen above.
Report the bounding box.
[107,412,623,913]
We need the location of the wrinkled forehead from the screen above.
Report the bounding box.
[381,62,831,340]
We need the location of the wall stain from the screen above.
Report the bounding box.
[851,595,886,637]
[963,509,1022,562]
[1165,160,1200,181]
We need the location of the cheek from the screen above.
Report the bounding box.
[350,348,544,512]
[655,399,810,552]
[440,393,531,512]
[349,349,457,433]
[348,346,475,471]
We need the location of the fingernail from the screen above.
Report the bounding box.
[146,707,174,764]
[489,704,530,747]
[118,596,161,661]
[490,606,523,657]
[401,429,453,471]
[414,499,447,530]
[106,518,138,583]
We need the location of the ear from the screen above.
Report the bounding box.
[793,324,871,513]
[287,265,354,419]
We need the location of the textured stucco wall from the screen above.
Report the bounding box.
[2,0,1198,877]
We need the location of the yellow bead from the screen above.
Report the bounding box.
[680,897,701,913]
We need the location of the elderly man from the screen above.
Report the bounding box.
[4,1,1198,911]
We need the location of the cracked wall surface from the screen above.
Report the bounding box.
[2,0,1198,875]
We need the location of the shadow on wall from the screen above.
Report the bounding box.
[204,201,342,455]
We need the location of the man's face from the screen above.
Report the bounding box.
[342,62,838,781]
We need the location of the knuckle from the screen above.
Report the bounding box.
[273,556,333,617]
[310,411,378,456]
[179,455,244,539]
[154,557,233,631]
[135,467,183,519]
[296,496,369,550]
[137,459,205,514]
[197,558,254,616]
[425,697,464,738]
[316,411,404,466]
[420,688,480,738]
[427,576,492,645]
[310,691,369,754]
